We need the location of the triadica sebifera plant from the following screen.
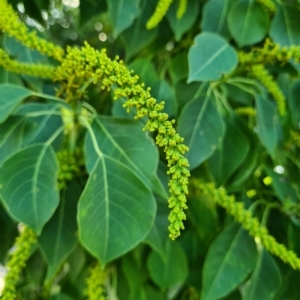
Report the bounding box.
[2,0,300,298]
[0,0,189,298]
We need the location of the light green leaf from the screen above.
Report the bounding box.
[121,0,158,59]
[78,155,156,265]
[39,180,79,282]
[201,0,233,39]
[0,84,32,124]
[147,239,188,289]
[188,32,238,82]
[177,95,225,170]
[243,249,281,300]
[0,144,59,233]
[202,224,257,300]
[255,96,279,157]
[269,4,300,46]
[228,0,269,47]
[166,0,199,41]
[85,116,166,198]
[209,120,250,185]
[107,0,140,37]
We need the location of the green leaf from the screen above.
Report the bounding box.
[269,4,300,46]
[169,52,188,84]
[187,32,238,82]
[147,239,188,289]
[201,0,233,39]
[228,0,269,47]
[0,84,32,124]
[166,0,199,41]
[255,96,279,157]
[177,95,225,170]
[243,249,281,300]
[39,180,79,282]
[0,144,59,233]
[209,119,250,185]
[107,0,140,37]
[85,116,166,198]
[288,79,300,128]
[202,224,257,300]
[121,0,158,59]
[78,155,156,265]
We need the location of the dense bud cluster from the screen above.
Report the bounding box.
[176,0,187,19]
[0,0,64,61]
[84,263,107,300]
[235,106,256,117]
[57,148,84,190]
[192,180,300,270]
[1,226,37,300]
[55,42,190,239]
[0,48,55,79]
[146,0,173,29]
[250,64,286,116]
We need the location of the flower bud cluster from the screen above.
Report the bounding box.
[0,0,64,61]
[55,42,190,239]
[1,226,37,300]
[84,263,107,300]
[0,48,55,78]
[194,180,300,270]
[250,64,286,116]
[57,148,84,190]
[235,106,256,117]
[176,0,187,19]
[146,0,173,29]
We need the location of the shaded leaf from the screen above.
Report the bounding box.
[202,224,257,300]
[187,32,238,82]
[177,95,225,170]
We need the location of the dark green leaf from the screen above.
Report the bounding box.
[255,96,279,157]
[177,95,225,170]
[201,0,233,39]
[243,249,281,300]
[39,180,79,282]
[166,0,199,41]
[187,32,238,82]
[108,0,140,37]
[269,4,300,46]
[202,224,257,300]
[288,79,300,128]
[0,144,59,233]
[147,239,188,289]
[228,0,269,47]
[78,155,156,265]
[0,84,32,123]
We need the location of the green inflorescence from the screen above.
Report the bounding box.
[0,48,55,79]
[1,226,37,300]
[84,263,107,300]
[194,181,300,270]
[176,0,187,19]
[0,0,64,61]
[54,43,190,239]
[250,64,286,116]
[235,106,256,117]
[146,0,173,29]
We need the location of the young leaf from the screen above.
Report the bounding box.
[202,224,257,300]
[187,32,238,82]
[39,180,80,282]
[255,96,279,157]
[269,4,300,46]
[147,239,188,290]
[0,144,59,233]
[0,84,32,123]
[228,0,269,47]
[177,95,225,170]
[166,0,199,42]
[201,0,233,39]
[107,0,140,38]
[78,155,156,266]
[243,248,281,300]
